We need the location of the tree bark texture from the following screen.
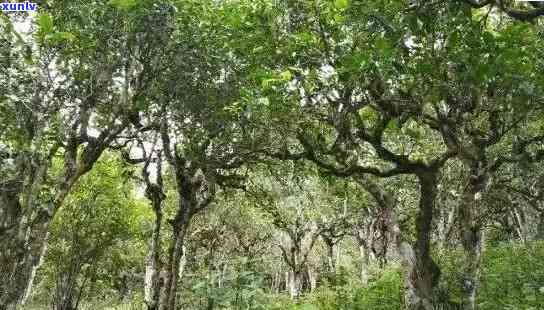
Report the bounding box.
[145,210,163,310]
[159,203,191,310]
[459,161,488,310]
[405,172,441,310]
[358,174,441,310]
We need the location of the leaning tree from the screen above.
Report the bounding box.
[0,1,173,308]
[119,2,275,309]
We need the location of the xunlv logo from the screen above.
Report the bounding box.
[1,1,38,12]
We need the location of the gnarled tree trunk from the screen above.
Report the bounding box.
[287,269,303,299]
[1,193,58,309]
[358,243,371,285]
[1,221,51,310]
[358,173,442,310]
[0,171,53,310]
[144,209,164,310]
[354,222,376,285]
[324,239,336,275]
[141,154,166,310]
[459,161,488,310]
[159,205,191,310]
[404,172,441,310]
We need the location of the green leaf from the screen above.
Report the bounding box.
[295,31,315,44]
[334,0,349,10]
[375,37,391,51]
[38,13,54,34]
[261,78,276,89]
[405,127,422,140]
[48,32,76,43]
[108,0,137,10]
[333,13,345,23]
[342,53,369,72]
[279,70,292,81]
[359,106,379,122]
[386,119,400,131]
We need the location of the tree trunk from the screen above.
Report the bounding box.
[0,184,29,310]
[145,210,163,310]
[1,144,104,309]
[284,271,290,294]
[359,244,371,285]
[358,175,441,308]
[511,206,528,243]
[21,227,49,306]
[359,173,440,310]
[159,204,191,310]
[403,172,441,310]
[459,163,488,310]
[272,272,281,293]
[54,272,78,310]
[307,266,317,292]
[159,229,186,310]
[0,203,52,310]
[385,205,433,310]
[437,204,456,250]
[287,269,303,299]
[537,213,544,240]
[324,240,336,279]
[354,224,375,285]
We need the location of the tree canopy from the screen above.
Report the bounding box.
[1,1,543,310]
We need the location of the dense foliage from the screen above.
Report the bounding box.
[1,1,544,310]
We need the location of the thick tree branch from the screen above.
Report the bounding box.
[462,0,544,21]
